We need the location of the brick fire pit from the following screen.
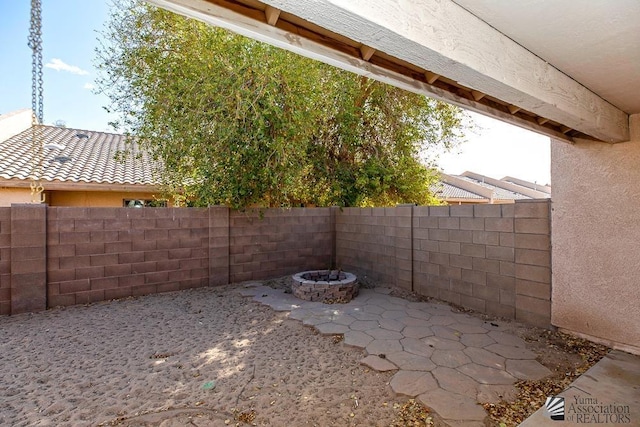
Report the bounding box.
[291,270,359,303]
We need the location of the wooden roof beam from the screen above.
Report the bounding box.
[359,45,375,61]
[264,5,280,26]
[470,90,485,102]
[146,0,630,143]
[258,0,630,142]
[508,105,521,115]
[424,71,440,84]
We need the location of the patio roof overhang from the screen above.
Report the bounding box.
[146,0,640,144]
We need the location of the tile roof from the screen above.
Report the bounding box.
[501,179,551,197]
[0,125,160,186]
[431,182,484,199]
[455,175,530,200]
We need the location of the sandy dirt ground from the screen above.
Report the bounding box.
[0,280,607,427]
[0,285,404,427]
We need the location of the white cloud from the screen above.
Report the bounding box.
[83,82,95,90]
[45,58,89,75]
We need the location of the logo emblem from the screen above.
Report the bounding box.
[545,396,565,421]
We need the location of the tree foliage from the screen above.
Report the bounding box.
[97,0,466,208]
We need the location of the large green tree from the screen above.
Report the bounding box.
[97,0,466,208]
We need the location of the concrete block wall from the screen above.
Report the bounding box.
[209,206,230,286]
[229,208,333,282]
[336,200,552,327]
[11,204,47,314]
[336,207,412,290]
[2,203,550,329]
[413,203,517,319]
[513,201,552,327]
[47,207,213,307]
[0,208,11,314]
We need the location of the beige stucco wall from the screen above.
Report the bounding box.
[551,135,640,354]
[48,191,160,207]
[0,188,33,206]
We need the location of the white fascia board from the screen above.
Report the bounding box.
[440,173,495,200]
[0,178,159,192]
[263,0,629,142]
[443,198,490,204]
[151,0,629,142]
[461,171,549,199]
[502,176,551,194]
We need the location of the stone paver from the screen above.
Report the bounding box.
[315,322,349,335]
[343,330,373,348]
[422,336,465,351]
[476,384,518,404]
[402,326,434,339]
[431,349,472,368]
[488,330,528,347]
[460,333,496,348]
[449,322,488,334]
[362,304,385,314]
[505,359,552,380]
[365,327,404,340]
[458,364,516,385]
[463,347,506,369]
[350,311,381,321]
[386,351,436,371]
[328,313,357,326]
[378,318,405,331]
[350,320,379,331]
[302,316,327,326]
[381,310,407,320]
[397,316,430,327]
[429,315,457,326]
[485,343,537,359]
[405,308,431,320]
[390,370,438,396]
[432,367,479,396]
[418,389,487,421]
[401,337,435,357]
[288,308,311,321]
[247,285,555,426]
[432,325,462,341]
[366,339,403,355]
[360,355,398,372]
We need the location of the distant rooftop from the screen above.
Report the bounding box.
[433,171,550,204]
[0,124,160,188]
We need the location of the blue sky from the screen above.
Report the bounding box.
[0,0,550,185]
[0,0,114,131]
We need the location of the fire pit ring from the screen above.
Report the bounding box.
[291,270,359,303]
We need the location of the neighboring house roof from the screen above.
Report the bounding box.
[434,171,551,204]
[0,125,160,188]
[455,175,530,200]
[432,182,484,200]
[501,176,551,195]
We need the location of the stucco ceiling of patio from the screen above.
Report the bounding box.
[452,0,640,115]
[148,0,640,144]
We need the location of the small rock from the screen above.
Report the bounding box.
[202,380,216,390]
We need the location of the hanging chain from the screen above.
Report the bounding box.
[28,0,45,203]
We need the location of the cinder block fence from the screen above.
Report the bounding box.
[0,201,551,327]
[337,200,551,327]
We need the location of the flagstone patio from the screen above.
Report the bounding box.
[239,284,553,425]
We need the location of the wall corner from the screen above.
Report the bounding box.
[10,203,47,314]
[208,206,230,286]
[630,113,640,142]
